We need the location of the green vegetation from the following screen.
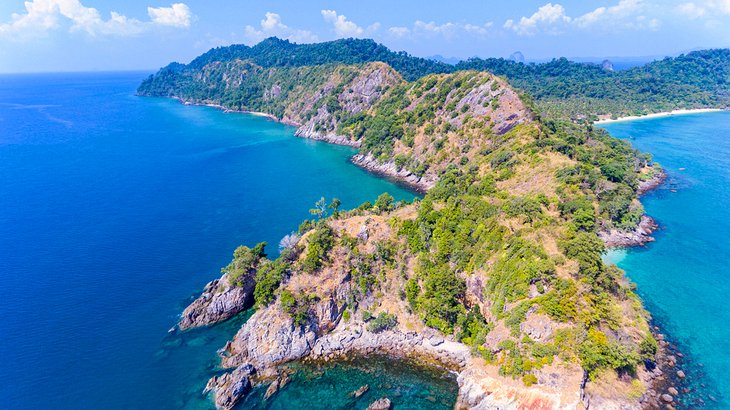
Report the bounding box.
[224,242,267,286]
[366,312,398,333]
[146,38,687,392]
[301,223,336,273]
[456,49,730,120]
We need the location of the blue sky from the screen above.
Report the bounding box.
[1,0,729,73]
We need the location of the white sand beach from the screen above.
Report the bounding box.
[594,108,724,124]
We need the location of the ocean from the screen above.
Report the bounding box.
[602,111,730,408]
[0,72,458,409]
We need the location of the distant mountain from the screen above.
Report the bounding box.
[427,54,462,65]
[508,51,525,63]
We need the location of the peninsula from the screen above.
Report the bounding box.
[138,37,728,409]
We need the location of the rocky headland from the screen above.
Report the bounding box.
[144,38,674,410]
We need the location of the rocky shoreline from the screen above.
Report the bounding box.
[641,323,705,409]
[599,169,667,248]
[351,153,434,193]
[199,301,588,410]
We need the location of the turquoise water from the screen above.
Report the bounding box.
[602,112,730,408]
[0,72,457,409]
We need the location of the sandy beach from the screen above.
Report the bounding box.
[594,108,724,124]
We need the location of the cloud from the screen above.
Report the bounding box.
[676,0,730,19]
[147,3,193,28]
[321,10,364,37]
[504,3,571,36]
[387,20,493,40]
[388,26,410,38]
[505,1,661,36]
[243,12,318,44]
[0,0,194,40]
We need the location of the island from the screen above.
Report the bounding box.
[138,37,728,409]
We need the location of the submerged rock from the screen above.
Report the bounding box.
[353,384,370,398]
[366,397,391,410]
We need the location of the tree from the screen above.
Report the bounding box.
[279,233,300,252]
[329,198,342,217]
[309,197,328,219]
[374,192,395,213]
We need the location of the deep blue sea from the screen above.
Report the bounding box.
[602,112,730,408]
[0,72,460,409]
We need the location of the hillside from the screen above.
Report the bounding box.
[139,59,531,191]
[141,38,673,409]
[140,38,730,122]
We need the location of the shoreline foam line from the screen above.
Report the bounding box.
[594,108,724,124]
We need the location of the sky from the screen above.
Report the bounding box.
[0,0,729,73]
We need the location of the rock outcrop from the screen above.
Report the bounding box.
[178,274,254,330]
[204,303,599,410]
[599,215,659,248]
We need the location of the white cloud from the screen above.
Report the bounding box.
[243,12,318,44]
[574,0,654,29]
[0,0,193,40]
[505,1,662,36]
[147,3,193,28]
[321,9,364,38]
[388,26,410,38]
[387,20,493,40]
[676,0,730,19]
[504,3,571,36]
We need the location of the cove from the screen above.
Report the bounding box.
[601,111,730,408]
[0,72,459,409]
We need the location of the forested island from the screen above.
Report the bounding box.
[138,37,726,409]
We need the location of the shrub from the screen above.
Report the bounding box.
[301,224,335,273]
[367,312,398,333]
[374,192,395,213]
[225,242,267,286]
[522,374,538,387]
[254,259,288,306]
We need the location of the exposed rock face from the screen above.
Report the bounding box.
[351,153,435,192]
[456,364,583,410]
[602,59,615,72]
[204,300,591,410]
[637,169,667,196]
[600,168,665,248]
[204,364,255,410]
[599,215,659,248]
[293,62,402,147]
[178,274,254,330]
